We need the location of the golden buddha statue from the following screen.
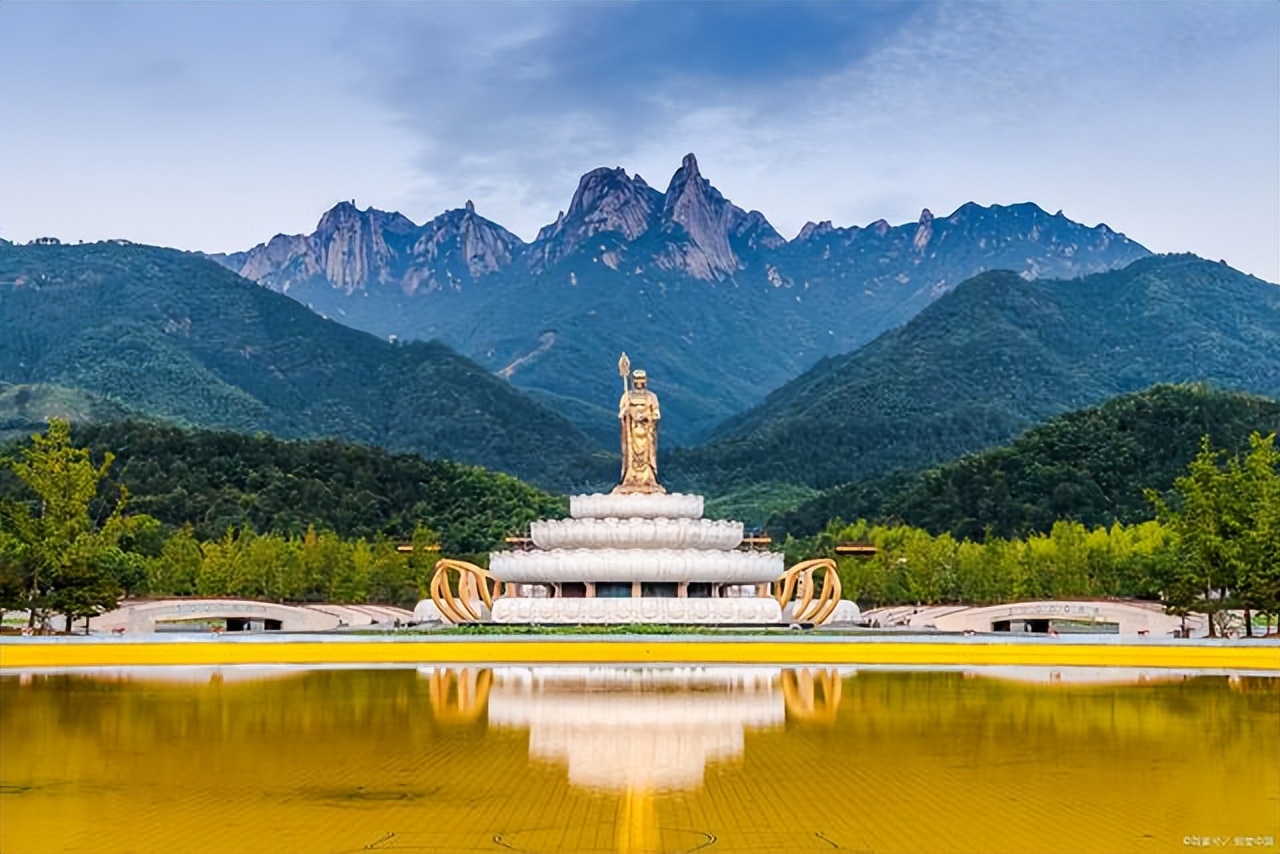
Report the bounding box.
[614,355,665,495]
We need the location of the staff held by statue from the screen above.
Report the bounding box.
[618,351,632,396]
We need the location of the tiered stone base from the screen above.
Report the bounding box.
[491,597,783,624]
[490,548,781,583]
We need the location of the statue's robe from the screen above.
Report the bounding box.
[615,387,664,494]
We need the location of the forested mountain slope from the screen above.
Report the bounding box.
[0,382,138,443]
[768,384,1280,540]
[0,421,566,553]
[0,242,603,488]
[671,255,1280,492]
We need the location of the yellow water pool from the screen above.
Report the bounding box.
[2,664,1277,853]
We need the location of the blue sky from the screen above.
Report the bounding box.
[2,1,1277,281]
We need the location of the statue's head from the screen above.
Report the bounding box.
[632,370,647,388]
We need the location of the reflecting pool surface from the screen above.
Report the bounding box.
[2,665,1277,853]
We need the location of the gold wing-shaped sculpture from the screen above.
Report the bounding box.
[429,558,501,623]
[773,558,843,625]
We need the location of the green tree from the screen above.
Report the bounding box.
[0,420,157,631]
[1148,435,1279,637]
[408,522,441,598]
[1229,434,1280,635]
[0,526,31,616]
[367,536,414,607]
[244,532,302,603]
[148,525,202,596]
[329,537,367,604]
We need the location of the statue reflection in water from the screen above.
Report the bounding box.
[421,665,845,854]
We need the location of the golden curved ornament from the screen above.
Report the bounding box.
[773,558,842,624]
[781,667,843,725]
[429,559,500,624]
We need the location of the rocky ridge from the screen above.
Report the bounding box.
[211,199,521,298]
[208,153,1155,443]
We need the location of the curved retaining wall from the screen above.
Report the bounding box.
[90,600,342,633]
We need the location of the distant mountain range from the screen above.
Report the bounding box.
[210,154,1151,443]
[0,242,605,488]
[5,165,1276,523]
[670,255,1280,493]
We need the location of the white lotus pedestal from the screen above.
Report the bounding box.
[491,597,782,624]
[421,492,856,626]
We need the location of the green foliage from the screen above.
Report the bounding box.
[673,256,1280,494]
[160,526,418,607]
[0,420,566,553]
[779,432,1274,637]
[3,412,1271,631]
[771,385,1280,540]
[0,422,496,614]
[794,517,1171,609]
[0,419,160,629]
[1149,434,1280,636]
[703,481,821,528]
[0,382,135,444]
[0,241,601,489]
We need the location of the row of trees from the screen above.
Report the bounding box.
[787,433,1279,636]
[147,525,440,607]
[792,518,1172,610]
[2,421,1276,635]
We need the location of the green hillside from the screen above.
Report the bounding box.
[671,255,1280,492]
[770,384,1280,540]
[0,382,138,443]
[0,242,605,488]
[0,421,566,553]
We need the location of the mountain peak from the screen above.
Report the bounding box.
[317,200,360,230]
[733,210,786,251]
[680,152,701,178]
[412,205,524,283]
[529,165,663,269]
[316,200,415,237]
[660,153,745,278]
[662,154,705,208]
[796,221,835,241]
[566,167,646,221]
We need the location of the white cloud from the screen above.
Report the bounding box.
[1,1,1275,279]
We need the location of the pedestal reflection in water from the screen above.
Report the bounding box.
[2,665,1277,854]
[485,667,793,792]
